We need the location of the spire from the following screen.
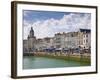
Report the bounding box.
[31,27,33,32]
[29,26,34,38]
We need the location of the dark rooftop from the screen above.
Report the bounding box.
[79,29,91,33]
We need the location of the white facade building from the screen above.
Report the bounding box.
[83,31,91,49]
[78,29,91,49]
[53,32,66,49]
[65,32,78,49]
[35,37,54,50]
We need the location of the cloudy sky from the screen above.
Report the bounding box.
[23,10,91,39]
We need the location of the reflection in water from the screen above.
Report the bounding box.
[23,56,90,69]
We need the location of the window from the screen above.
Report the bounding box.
[56,45,61,48]
[86,34,88,37]
[84,40,85,43]
[56,41,61,43]
[86,39,88,43]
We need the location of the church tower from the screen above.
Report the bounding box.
[28,27,35,38]
[27,27,36,52]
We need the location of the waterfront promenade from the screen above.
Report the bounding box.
[23,51,91,64]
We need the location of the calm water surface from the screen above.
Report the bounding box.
[23,56,90,69]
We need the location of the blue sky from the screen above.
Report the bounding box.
[23,10,91,39]
[23,10,70,23]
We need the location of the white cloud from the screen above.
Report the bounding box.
[23,19,32,39]
[23,13,91,39]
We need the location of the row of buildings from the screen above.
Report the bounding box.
[23,27,91,53]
